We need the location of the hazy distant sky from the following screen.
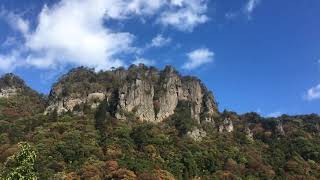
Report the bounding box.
[0,0,319,116]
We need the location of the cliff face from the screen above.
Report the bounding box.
[45,64,219,123]
[2,69,320,180]
[44,68,109,114]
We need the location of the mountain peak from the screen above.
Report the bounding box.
[0,73,28,98]
[0,73,26,89]
[45,64,219,123]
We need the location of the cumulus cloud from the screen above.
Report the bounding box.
[0,10,30,35]
[0,56,14,72]
[158,0,209,31]
[24,0,138,70]
[0,51,21,72]
[127,0,165,15]
[148,34,171,48]
[182,48,214,70]
[0,0,210,72]
[244,0,260,19]
[305,84,320,101]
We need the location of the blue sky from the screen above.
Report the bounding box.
[0,0,319,116]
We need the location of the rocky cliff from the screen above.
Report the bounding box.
[45,64,219,123]
[2,69,320,180]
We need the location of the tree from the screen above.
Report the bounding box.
[170,101,196,135]
[1,142,38,180]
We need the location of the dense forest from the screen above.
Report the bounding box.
[0,66,320,180]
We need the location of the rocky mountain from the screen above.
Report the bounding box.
[0,73,45,117]
[1,65,320,180]
[45,64,219,124]
[0,73,27,98]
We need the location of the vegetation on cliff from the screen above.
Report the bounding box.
[0,67,320,179]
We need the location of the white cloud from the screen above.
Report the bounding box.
[0,52,21,72]
[148,34,171,48]
[127,0,165,15]
[132,57,155,66]
[158,0,209,31]
[244,0,260,19]
[0,10,30,35]
[182,48,214,70]
[0,56,15,72]
[24,0,137,70]
[171,0,184,6]
[305,84,320,101]
[0,0,210,72]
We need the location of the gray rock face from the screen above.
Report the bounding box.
[155,66,219,123]
[44,92,107,115]
[117,79,156,122]
[88,93,106,109]
[219,118,234,133]
[45,65,219,123]
[0,87,20,98]
[276,121,285,136]
[245,127,254,141]
[187,128,207,141]
[155,66,181,122]
[180,78,204,123]
[44,67,109,115]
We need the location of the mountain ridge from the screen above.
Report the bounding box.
[7,64,219,124]
[1,64,320,179]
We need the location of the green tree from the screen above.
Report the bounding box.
[1,142,38,180]
[170,101,196,135]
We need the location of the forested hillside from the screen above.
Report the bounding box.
[0,65,320,179]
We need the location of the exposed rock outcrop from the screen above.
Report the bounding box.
[116,78,156,122]
[276,121,285,136]
[155,66,219,122]
[219,118,234,133]
[44,65,219,123]
[0,87,19,98]
[0,73,28,98]
[155,66,181,122]
[187,128,207,141]
[44,93,106,115]
[44,67,109,114]
[245,126,254,141]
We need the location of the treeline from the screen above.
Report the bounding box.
[0,97,320,179]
